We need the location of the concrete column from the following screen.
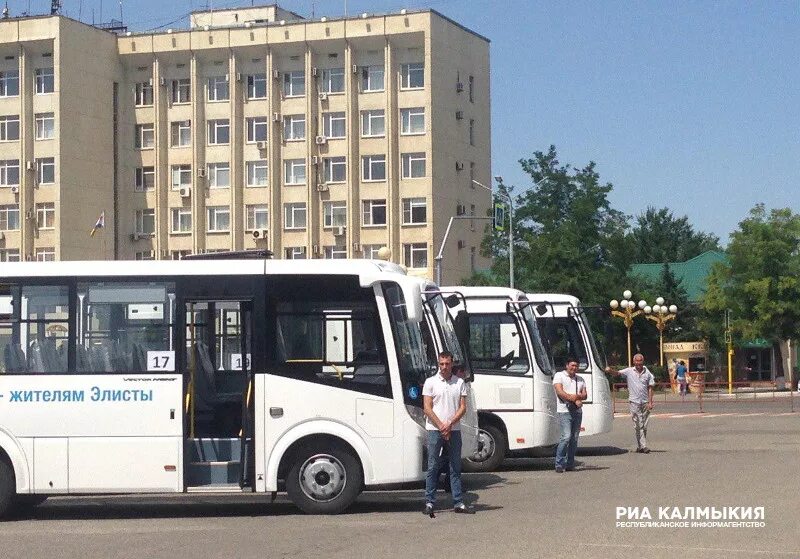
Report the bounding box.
[344,41,360,258]
[385,39,400,266]
[190,53,205,254]
[229,50,242,251]
[153,56,168,259]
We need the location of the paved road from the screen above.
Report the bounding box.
[1,409,798,559]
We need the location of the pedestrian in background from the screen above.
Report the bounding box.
[676,360,688,396]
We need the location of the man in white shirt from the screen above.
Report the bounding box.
[607,353,655,453]
[552,357,587,473]
[422,351,469,514]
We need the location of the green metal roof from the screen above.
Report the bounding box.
[629,250,728,303]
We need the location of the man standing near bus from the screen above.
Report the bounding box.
[607,353,655,453]
[552,357,587,472]
[423,351,470,515]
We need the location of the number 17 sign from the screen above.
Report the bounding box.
[147,351,176,372]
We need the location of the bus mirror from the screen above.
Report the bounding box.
[453,311,469,347]
[535,303,548,316]
[399,278,422,322]
[444,293,460,308]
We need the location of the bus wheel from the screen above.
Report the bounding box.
[286,442,363,514]
[463,424,506,472]
[0,459,15,519]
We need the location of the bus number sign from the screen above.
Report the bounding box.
[230,353,252,371]
[147,351,176,372]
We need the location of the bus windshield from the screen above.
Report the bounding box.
[383,283,435,406]
[425,293,471,378]
[520,304,555,376]
[576,307,607,370]
[539,316,589,371]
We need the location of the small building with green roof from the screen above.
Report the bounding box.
[629,250,728,303]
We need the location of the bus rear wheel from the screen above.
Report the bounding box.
[463,424,507,472]
[286,442,363,514]
[0,459,15,519]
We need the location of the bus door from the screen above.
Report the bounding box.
[183,299,253,489]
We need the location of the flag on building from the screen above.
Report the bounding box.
[90,212,105,237]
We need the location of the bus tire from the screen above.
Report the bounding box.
[463,423,506,472]
[0,459,15,519]
[286,442,363,515]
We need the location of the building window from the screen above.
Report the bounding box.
[0,70,20,97]
[171,78,191,103]
[0,205,20,230]
[170,120,191,147]
[400,107,425,135]
[207,119,230,145]
[171,164,192,190]
[246,116,268,143]
[469,119,475,146]
[470,246,476,272]
[36,158,55,185]
[361,110,385,137]
[0,249,21,262]
[135,81,154,106]
[208,162,230,188]
[322,112,346,139]
[283,71,305,97]
[207,206,231,232]
[284,202,307,230]
[284,246,306,260]
[0,115,20,141]
[171,250,191,260]
[246,204,269,230]
[135,166,155,192]
[324,246,347,259]
[35,67,54,94]
[0,159,20,187]
[402,197,427,224]
[135,251,155,261]
[321,68,345,93]
[323,201,347,228]
[35,113,55,140]
[207,75,229,101]
[135,209,156,236]
[283,114,305,141]
[361,65,384,92]
[362,199,387,226]
[469,75,474,103]
[361,155,386,182]
[400,63,424,89]
[35,202,55,230]
[35,247,56,262]
[401,152,426,179]
[469,161,476,189]
[403,243,428,269]
[135,123,155,149]
[170,208,192,233]
[246,160,268,187]
[247,73,267,99]
[323,157,347,183]
[284,159,306,185]
[362,244,384,259]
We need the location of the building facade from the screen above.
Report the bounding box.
[0,5,491,283]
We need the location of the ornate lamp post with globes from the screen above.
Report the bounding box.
[643,297,678,366]
[610,290,647,367]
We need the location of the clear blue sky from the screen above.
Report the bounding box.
[11,0,799,242]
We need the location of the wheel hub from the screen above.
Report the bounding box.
[299,454,347,502]
[469,429,495,463]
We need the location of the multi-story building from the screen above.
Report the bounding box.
[0,4,490,283]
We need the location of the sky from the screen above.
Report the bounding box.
[8,0,800,243]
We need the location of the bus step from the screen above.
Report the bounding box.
[187,437,242,463]
[186,484,248,494]
[187,460,242,486]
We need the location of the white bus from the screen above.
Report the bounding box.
[443,286,558,472]
[528,293,613,437]
[0,258,464,516]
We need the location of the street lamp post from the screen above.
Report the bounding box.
[610,289,646,367]
[643,297,678,366]
[472,177,514,289]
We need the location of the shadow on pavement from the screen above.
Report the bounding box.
[577,445,629,457]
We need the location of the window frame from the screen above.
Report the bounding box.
[134,208,156,236]
[207,119,230,145]
[0,70,20,97]
[403,242,428,269]
[170,164,192,191]
[0,204,21,231]
[323,200,347,228]
[207,75,230,102]
[360,109,385,137]
[208,162,231,189]
[0,159,21,187]
[283,114,306,142]
[206,206,231,232]
[245,204,269,231]
[400,62,424,90]
[0,115,21,142]
[246,160,268,187]
[400,107,425,135]
[247,73,268,100]
[171,78,191,104]
[135,123,155,149]
[35,112,55,140]
[283,202,307,230]
[361,199,387,227]
[246,116,268,143]
[170,207,193,233]
[36,157,55,185]
[401,152,426,179]
[135,166,156,192]
[361,155,386,182]
[402,197,427,225]
[283,71,306,97]
[322,111,346,139]
[361,65,385,92]
[170,120,191,147]
[34,67,55,94]
[320,67,345,94]
[323,157,347,184]
[284,159,307,185]
[134,81,154,106]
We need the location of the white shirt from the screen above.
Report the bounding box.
[552,370,587,414]
[422,372,467,431]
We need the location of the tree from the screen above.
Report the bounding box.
[629,206,720,264]
[704,205,800,342]
[465,146,629,305]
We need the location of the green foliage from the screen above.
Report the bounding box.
[629,206,720,263]
[704,204,800,342]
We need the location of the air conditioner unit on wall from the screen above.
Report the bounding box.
[180,186,191,198]
[455,110,464,120]
[256,141,267,150]
[319,92,328,101]
[316,182,329,192]
[252,229,268,239]
[335,226,345,236]
[26,161,34,171]
[457,240,465,249]
[455,161,464,171]
[315,136,327,145]
[197,168,206,178]
[130,232,141,241]
[311,155,320,165]
[312,244,320,255]
[10,186,19,194]
[272,69,280,79]
[273,112,281,122]
[352,242,361,252]
[456,82,464,92]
